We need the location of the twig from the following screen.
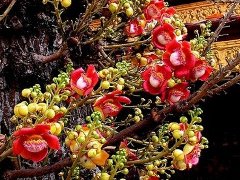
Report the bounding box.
[201,2,238,56]
[0,0,16,22]
[0,148,12,162]
[210,73,240,95]
[98,46,114,65]
[4,158,72,180]
[103,38,152,50]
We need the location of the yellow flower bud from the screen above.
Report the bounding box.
[167,78,176,88]
[172,130,183,139]
[118,78,125,85]
[14,103,29,117]
[169,122,180,131]
[70,140,79,152]
[175,160,187,170]
[109,3,118,13]
[140,57,148,66]
[100,173,110,180]
[50,122,62,136]
[126,7,134,17]
[28,103,38,113]
[183,143,194,155]
[173,149,184,161]
[22,89,31,98]
[68,131,78,140]
[37,103,47,113]
[117,84,124,91]
[101,81,110,89]
[61,0,71,8]
[87,149,97,158]
[60,106,67,113]
[45,109,56,119]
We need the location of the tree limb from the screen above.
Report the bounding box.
[0,0,16,22]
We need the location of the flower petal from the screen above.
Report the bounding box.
[41,133,60,150]
[34,124,50,134]
[91,150,109,166]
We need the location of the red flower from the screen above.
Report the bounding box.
[13,124,60,162]
[163,82,190,105]
[93,90,131,119]
[144,0,165,21]
[143,52,159,64]
[163,40,196,71]
[185,145,201,168]
[190,60,213,81]
[142,65,172,95]
[70,65,99,96]
[125,19,144,37]
[152,23,176,50]
[159,7,176,23]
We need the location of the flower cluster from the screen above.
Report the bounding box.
[0,0,215,179]
[120,0,213,105]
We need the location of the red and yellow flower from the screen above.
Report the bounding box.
[70,65,99,96]
[163,82,190,105]
[160,7,176,23]
[144,0,165,21]
[13,124,60,162]
[142,65,172,95]
[190,59,213,81]
[93,90,131,119]
[152,23,176,50]
[163,40,196,72]
[125,19,144,37]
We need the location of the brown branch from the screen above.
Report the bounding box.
[103,38,152,50]
[32,44,68,63]
[4,157,72,180]
[0,0,16,22]
[202,2,238,56]
[0,148,12,162]
[98,46,114,65]
[210,74,240,95]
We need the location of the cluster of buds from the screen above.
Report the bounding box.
[140,159,175,180]
[190,22,212,53]
[99,67,125,91]
[170,109,208,171]
[12,70,71,129]
[109,1,134,17]
[133,108,143,123]
[95,148,128,180]
[65,112,109,169]
[163,14,187,37]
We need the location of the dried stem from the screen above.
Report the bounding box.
[0,0,16,22]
